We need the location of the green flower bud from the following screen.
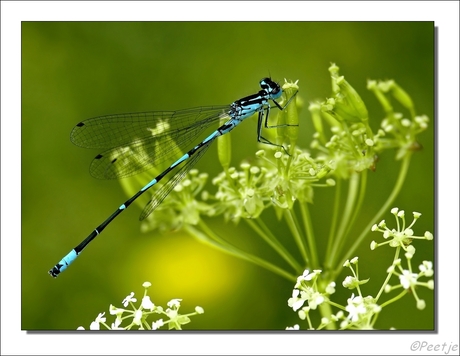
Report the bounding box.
[333,75,369,123]
[282,80,300,151]
[390,81,415,117]
[217,117,231,170]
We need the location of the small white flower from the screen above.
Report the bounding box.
[111,318,123,330]
[90,321,100,330]
[286,324,300,330]
[89,312,106,329]
[418,261,434,277]
[142,281,152,288]
[404,251,414,259]
[167,298,182,309]
[95,312,106,323]
[296,269,321,285]
[122,292,137,307]
[345,294,366,322]
[308,292,324,309]
[296,269,310,284]
[399,270,418,289]
[166,308,178,319]
[298,309,307,320]
[195,306,204,314]
[404,228,414,236]
[109,304,124,316]
[152,319,164,330]
[287,289,305,311]
[142,296,155,311]
[133,309,143,325]
[325,281,336,295]
[342,276,358,289]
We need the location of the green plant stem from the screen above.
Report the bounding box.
[326,172,360,269]
[325,177,342,264]
[342,169,367,245]
[284,209,309,265]
[378,289,408,309]
[333,154,412,277]
[185,221,296,282]
[375,247,401,301]
[299,202,319,269]
[245,218,303,272]
[328,171,367,279]
[318,301,336,330]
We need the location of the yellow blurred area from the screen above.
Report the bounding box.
[123,232,244,302]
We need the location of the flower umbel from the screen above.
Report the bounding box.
[374,208,434,311]
[370,208,433,251]
[287,207,433,330]
[210,148,332,220]
[287,269,338,329]
[367,79,427,160]
[77,282,204,330]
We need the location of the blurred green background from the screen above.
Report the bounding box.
[22,22,434,330]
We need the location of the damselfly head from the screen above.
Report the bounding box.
[260,78,281,98]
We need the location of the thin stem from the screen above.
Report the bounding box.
[284,209,309,265]
[299,202,319,269]
[185,221,296,282]
[245,218,303,272]
[333,154,412,277]
[375,247,401,301]
[327,172,360,269]
[378,289,408,309]
[342,169,368,244]
[330,171,368,267]
[325,178,342,267]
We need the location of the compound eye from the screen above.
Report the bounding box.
[271,86,280,95]
[259,78,270,89]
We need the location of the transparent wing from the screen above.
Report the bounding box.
[139,141,212,220]
[70,106,230,179]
